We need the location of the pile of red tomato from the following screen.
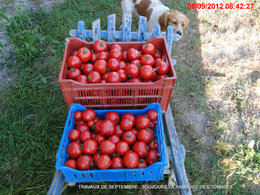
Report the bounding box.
[65,109,160,170]
[67,40,170,83]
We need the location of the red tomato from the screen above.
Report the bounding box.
[109,49,122,60]
[133,142,149,158]
[111,157,124,169]
[110,44,122,51]
[122,51,128,62]
[151,71,158,81]
[142,43,155,56]
[107,72,121,83]
[69,129,80,141]
[123,151,139,168]
[148,140,158,150]
[94,116,101,122]
[76,75,88,84]
[77,155,93,170]
[76,124,89,133]
[122,130,136,145]
[140,54,155,66]
[73,111,82,121]
[67,68,81,80]
[99,119,116,136]
[125,64,139,78]
[67,142,82,159]
[80,131,92,142]
[101,80,106,83]
[137,159,147,168]
[140,65,154,80]
[93,60,107,74]
[91,52,97,63]
[82,109,96,122]
[83,139,98,155]
[157,74,167,80]
[88,71,101,83]
[121,113,135,123]
[94,133,105,144]
[146,150,160,165]
[119,61,127,69]
[105,111,120,124]
[154,50,162,59]
[147,110,158,121]
[116,141,129,156]
[131,59,141,67]
[87,120,95,128]
[96,51,108,61]
[155,60,169,74]
[120,118,134,131]
[93,152,101,166]
[102,73,108,81]
[97,154,112,169]
[93,40,107,53]
[149,121,157,128]
[82,63,93,75]
[75,120,85,128]
[127,48,140,61]
[107,58,120,71]
[135,115,150,130]
[65,159,77,169]
[117,69,127,82]
[137,129,153,143]
[68,56,81,68]
[127,78,142,83]
[131,128,138,135]
[94,120,102,133]
[71,50,77,56]
[77,47,91,62]
[108,135,120,144]
[115,124,124,137]
[100,140,116,154]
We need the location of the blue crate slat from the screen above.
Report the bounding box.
[107,14,116,42]
[92,19,101,41]
[77,21,86,40]
[152,24,161,38]
[122,14,132,42]
[166,26,173,55]
[137,16,147,41]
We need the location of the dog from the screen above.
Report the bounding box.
[121,0,189,36]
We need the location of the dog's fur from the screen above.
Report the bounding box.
[121,0,189,35]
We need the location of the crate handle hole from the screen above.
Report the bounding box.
[150,172,152,176]
[134,172,136,177]
[68,120,71,126]
[82,174,85,179]
[142,172,144,177]
[90,173,93,178]
[74,174,77,178]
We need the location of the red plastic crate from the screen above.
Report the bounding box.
[58,37,176,113]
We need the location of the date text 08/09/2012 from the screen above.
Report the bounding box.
[187,3,254,10]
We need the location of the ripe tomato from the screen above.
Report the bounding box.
[131,128,138,135]
[100,140,116,154]
[110,44,122,51]
[157,74,167,80]
[125,64,139,78]
[76,124,89,133]
[94,120,102,133]
[111,157,124,169]
[116,141,129,156]
[75,120,85,128]
[133,142,149,158]
[107,58,120,71]
[140,65,154,80]
[121,113,135,123]
[127,78,142,83]
[76,75,88,84]
[82,63,93,75]
[67,68,81,80]
[154,50,161,59]
[117,69,127,82]
[137,129,153,143]
[73,111,82,121]
[149,121,157,128]
[71,50,77,56]
[123,151,139,168]
[151,71,158,81]
[155,60,169,75]
[122,50,128,62]
[147,110,158,121]
[68,56,81,68]
[97,154,112,170]
[146,150,160,165]
[120,118,134,131]
[80,131,92,142]
[93,152,101,166]
[109,49,122,60]
[96,51,108,61]
[107,72,121,83]
[83,139,98,155]
[127,48,140,61]
[99,119,116,136]
[105,111,120,124]
[115,124,124,137]
[77,155,93,170]
[91,52,97,63]
[142,43,155,56]
[77,47,91,62]
[93,133,105,144]
[69,129,80,141]
[102,73,108,81]
[87,120,95,128]
[122,130,136,145]
[140,54,155,66]
[119,61,127,69]
[108,135,120,144]
[93,60,107,74]
[131,59,141,67]
[135,115,150,130]
[65,159,77,169]
[67,142,82,159]
[82,109,96,122]
[137,159,147,168]
[148,140,158,150]
[94,116,101,122]
[93,40,107,53]
[88,71,101,83]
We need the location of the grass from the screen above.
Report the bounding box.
[0,0,259,194]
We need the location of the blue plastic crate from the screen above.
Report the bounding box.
[56,103,167,182]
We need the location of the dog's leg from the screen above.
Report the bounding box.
[120,0,135,30]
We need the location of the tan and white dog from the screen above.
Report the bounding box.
[121,0,189,36]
